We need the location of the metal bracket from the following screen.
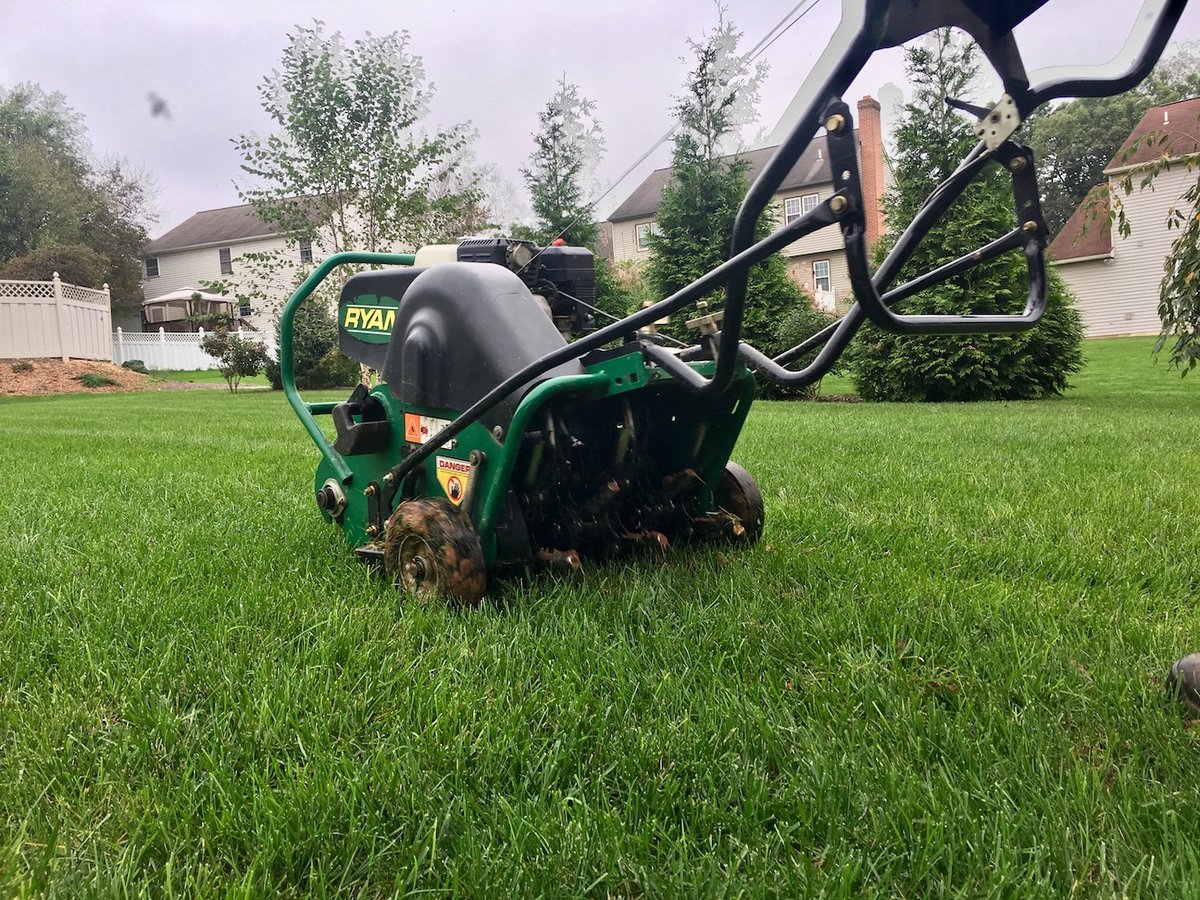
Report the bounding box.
[976,94,1020,150]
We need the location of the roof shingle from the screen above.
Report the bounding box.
[1106,96,1200,171]
[607,134,856,222]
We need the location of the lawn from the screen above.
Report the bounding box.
[0,337,1197,895]
[151,368,271,388]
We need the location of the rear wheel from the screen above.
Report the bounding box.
[383,498,487,606]
[715,461,764,543]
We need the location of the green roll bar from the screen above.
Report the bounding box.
[280,251,415,483]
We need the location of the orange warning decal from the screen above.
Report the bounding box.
[404,413,421,443]
[436,456,472,506]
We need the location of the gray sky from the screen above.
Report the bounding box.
[5,1,1200,236]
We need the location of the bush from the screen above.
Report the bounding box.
[848,267,1084,402]
[265,297,361,390]
[75,373,118,388]
[121,359,149,375]
[756,296,838,400]
[11,361,34,373]
[199,329,271,393]
[0,243,108,287]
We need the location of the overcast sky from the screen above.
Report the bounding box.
[5,1,1200,237]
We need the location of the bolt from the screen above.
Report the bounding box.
[829,195,848,215]
[492,425,504,440]
[1022,220,1039,234]
[364,484,377,497]
[825,113,845,134]
[382,472,395,485]
[365,524,380,538]
[469,450,485,465]
[1009,157,1027,173]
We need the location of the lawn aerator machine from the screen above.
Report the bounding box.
[280,0,1187,605]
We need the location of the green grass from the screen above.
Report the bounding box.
[151,368,270,387]
[1,336,1197,896]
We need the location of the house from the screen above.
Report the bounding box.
[606,96,888,312]
[1049,96,1200,337]
[140,202,319,334]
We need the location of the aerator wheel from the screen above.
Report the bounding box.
[715,461,765,544]
[383,498,487,607]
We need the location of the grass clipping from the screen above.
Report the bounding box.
[2,359,150,396]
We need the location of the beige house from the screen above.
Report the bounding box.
[1050,96,1200,337]
[141,203,321,334]
[606,96,888,312]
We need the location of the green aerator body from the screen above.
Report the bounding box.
[281,243,762,605]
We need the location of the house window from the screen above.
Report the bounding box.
[785,193,820,224]
[219,247,233,275]
[239,301,252,318]
[813,260,832,293]
[635,222,660,250]
[299,239,313,264]
[145,257,159,278]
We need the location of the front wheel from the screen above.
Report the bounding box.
[383,498,487,606]
[714,461,764,544]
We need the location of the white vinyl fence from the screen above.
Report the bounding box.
[1,274,112,361]
[112,328,278,371]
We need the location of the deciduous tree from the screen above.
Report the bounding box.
[221,21,483,317]
[0,82,154,316]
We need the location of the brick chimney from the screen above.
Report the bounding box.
[856,95,886,250]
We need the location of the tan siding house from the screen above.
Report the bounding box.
[142,203,327,333]
[1050,97,1200,337]
[607,96,887,314]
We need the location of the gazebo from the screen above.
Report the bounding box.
[141,287,241,333]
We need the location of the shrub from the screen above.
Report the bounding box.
[848,267,1084,402]
[757,297,839,400]
[265,297,360,390]
[0,243,108,287]
[11,361,34,373]
[199,329,271,393]
[75,373,118,388]
[121,359,149,375]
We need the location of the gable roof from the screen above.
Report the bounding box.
[1105,95,1200,172]
[145,203,282,255]
[1048,184,1112,262]
[607,133,857,223]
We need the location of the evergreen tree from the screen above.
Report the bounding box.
[646,9,810,358]
[849,29,1083,402]
[522,77,605,248]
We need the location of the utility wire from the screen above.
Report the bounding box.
[520,0,829,272]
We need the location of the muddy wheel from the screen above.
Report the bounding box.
[715,461,764,544]
[383,498,487,606]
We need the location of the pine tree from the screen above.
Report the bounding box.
[645,9,810,358]
[522,77,605,248]
[849,29,1083,402]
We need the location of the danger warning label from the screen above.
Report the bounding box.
[436,456,472,506]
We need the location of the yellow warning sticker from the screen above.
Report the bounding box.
[436,456,472,506]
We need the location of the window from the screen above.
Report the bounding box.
[219,247,233,275]
[239,301,252,318]
[635,222,660,250]
[812,260,832,293]
[144,257,159,278]
[299,239,313,264]
[785,193,820,225]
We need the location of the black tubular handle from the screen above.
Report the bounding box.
[841,142,1051,335]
